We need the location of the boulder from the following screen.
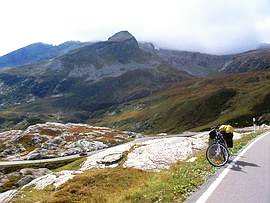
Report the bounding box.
[27,151,42,160]
[32,136,42,144]
[19,168,51,177]
[6,172,21,178]
[97,153,123,165]
[16,175,35,187]
[49,136,64,145]
[61,147,81,156]
[69,140,108,152]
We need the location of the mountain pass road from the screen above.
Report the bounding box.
[191,131,270,203]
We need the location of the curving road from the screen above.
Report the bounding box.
[0,128,252,167]
[0,152,91,167]
[188,131,270,203]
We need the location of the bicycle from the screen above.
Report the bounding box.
[206,129,230,167]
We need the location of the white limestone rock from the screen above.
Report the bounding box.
[0,190,17,203]
[123,137,195,171]
[81,143,133,170]
[22,170,82,190]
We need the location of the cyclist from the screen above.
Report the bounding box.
[208,125,234,148]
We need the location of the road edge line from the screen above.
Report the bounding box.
[195,131,269,203]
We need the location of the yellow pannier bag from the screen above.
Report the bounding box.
[219,125,234,133]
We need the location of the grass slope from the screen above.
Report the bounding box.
[91,71,270,133]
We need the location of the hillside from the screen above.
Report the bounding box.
[0,41,88,68]
[90,71,270,133]
[0,31,269,133]
[0,31,192,131]
[158,49,232,76]
[221,48,270,73]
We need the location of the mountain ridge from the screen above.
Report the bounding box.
[0,31,269,132]
[0,41,90,68]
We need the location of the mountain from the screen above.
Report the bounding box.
[0,30,269,132]
[158,49,232,77]
[0,31,192,131]
[0,41,88,68]
[220,48,270,73]
[90,71,270,133]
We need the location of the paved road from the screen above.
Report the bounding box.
[0,152,88,167]
[194,131,270,203]
[0,128,251,167]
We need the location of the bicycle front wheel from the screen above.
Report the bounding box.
[206,143,229,167]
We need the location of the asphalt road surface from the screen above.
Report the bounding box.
[192,131,270,203]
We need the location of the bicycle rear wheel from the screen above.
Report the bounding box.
[206,143,229,167]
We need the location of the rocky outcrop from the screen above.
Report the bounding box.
[23,170,82,190]
[1,130,253,203]
[123,137,195,171]
[16,133,208,195]
[221,49,270,73]
[0,189,17,203]
[16,175,35,187]
[0,122,133,160]
[19,168,51,177]
[0,167,51,194]
[81,132,208,171]
[81,142,134,170]
[108,31,137,42]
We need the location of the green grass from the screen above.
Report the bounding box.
[0,175,22,193]
[54,158,87,172]
[12,130,266,202]
[0,72,269,134]
[92,71,270,134]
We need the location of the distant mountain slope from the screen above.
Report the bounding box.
[91,71,270,133]
[158,49,232,76]
[0,31,193,131]
[220,48,270,73]
[0,31,269,132]
[0,41,88,68]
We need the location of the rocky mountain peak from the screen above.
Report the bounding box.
[108,31,137,42]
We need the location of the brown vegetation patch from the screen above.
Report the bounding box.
[42,168,150,203]
[39,128,62,137]
[68,127,95,134]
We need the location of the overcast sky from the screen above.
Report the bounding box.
[1,0,270,56]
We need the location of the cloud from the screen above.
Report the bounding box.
[0,0,270,55]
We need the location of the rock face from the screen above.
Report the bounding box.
[108,31,137,42]
[123,135,207,171]
[80,142,134,170]
[0,122,132,160]
[16,175,35,187]
[23,170,82,190]
[98,153,123,166]
[220,48,270,73]
[0,41,86,68]
[19,168,51,177]
[0,189,17,203]
[81,132,208,171]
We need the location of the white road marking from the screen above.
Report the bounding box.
[196,131,270,203]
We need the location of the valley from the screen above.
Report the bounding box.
[0,30,270,203]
